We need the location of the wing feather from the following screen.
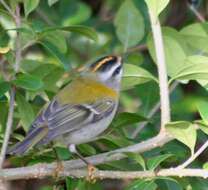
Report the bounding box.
[29,98,115,145]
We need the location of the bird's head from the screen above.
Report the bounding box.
[83,55,123,90]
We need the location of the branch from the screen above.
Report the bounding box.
[0,133,172,180]
[0,88,16,168]
[0,4,22,169]
[177,139,208,169]
[148,12,170,132]
[1,166,208,181]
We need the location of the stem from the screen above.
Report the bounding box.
[0,88,15,168]
[0,0,15,19]
[188,4,206,22]
[177,139,208,169]
[0,4,22,169]
[148,12,170,132]
[127,44,148,53]
[14,5,21,73]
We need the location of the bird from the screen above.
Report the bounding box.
[7,55,123,164]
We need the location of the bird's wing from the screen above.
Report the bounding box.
[29,98,116,145]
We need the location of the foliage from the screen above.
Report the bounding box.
[1,0,208,189]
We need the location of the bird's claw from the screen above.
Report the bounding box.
[53,161,64,180]
[86,164,97,183]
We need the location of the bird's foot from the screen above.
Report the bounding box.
[86,164,97,183]
[53,161,64,180]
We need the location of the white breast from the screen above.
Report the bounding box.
[55,104,118,145]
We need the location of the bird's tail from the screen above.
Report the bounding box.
[7,127,48,155]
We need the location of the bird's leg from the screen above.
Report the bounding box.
[68,144,97,183]
[51,143,64,180]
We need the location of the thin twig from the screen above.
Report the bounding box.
[0,0,15,19]
[0,3,22,170]
[36,8,54,26]
[188,4,206,22]
[177,139,208,169]
[14,5,21,73]
[131,81,178,138]
[127,44,148,53]
[0,88,16,168]
[148,12,171,132]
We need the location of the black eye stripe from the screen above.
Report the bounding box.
[99,60,117,72]
[112,66,121,77]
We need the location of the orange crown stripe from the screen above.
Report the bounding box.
[92,56,114,72]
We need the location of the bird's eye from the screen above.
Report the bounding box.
[112,66,121,77]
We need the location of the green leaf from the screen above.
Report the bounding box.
[122,64,158,90]
[42,31,67,54]
[55,146,71,160]
[43,67,64,92]
[0,26,9,47]
[147,154,172,170]
[6,27,34,34]
[100,135,132,148]
[20,60,64,92]
[111,112,146,128]
[24,0,40,17]
[0,81,10,97]
[39,40,70,70]
[203,162,208,170]
[170,56,208,87]
[197,100,208,125]
[180,23,208,53]
[156,177,182,190]
[145,0,170,18]
[0,102,8,132]
[125,152,146,170]
[66,178,79,190]
[114,0,145,49]
[66,178,86,190]
[12,133,25,141]
[61,2,91,26]
[42,26,98,41]
[13,74,44,91]
[28,64,58,79]
[147,29,187,77]
[166,121,197,155]
[78,144,96,156]
[16,92,35,132]
[126,180,157,190]
[195,120,208,136]
[40,186,53,190]
[48,0,59,6]
[127,53,144,65]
